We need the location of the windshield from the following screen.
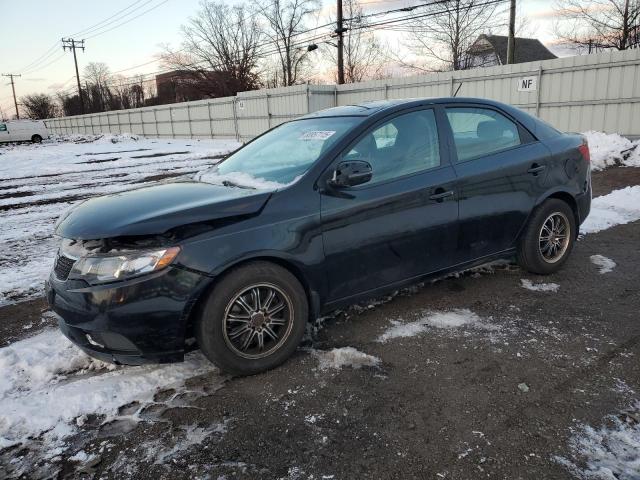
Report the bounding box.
[196,117,359,189]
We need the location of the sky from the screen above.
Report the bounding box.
[0,0,561,116]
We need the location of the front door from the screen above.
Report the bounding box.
[443,105,552,262]
[320,107,459,303]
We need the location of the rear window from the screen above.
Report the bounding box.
[446,107,521,162]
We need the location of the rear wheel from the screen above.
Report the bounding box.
[31,135,42,143]
[517,199,576,275]
[196,261,308,375]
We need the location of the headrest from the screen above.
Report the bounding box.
[477,120,505,141]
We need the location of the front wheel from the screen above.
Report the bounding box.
[196,261,308,375]
[31,135,42,143]
[517,199,576,275]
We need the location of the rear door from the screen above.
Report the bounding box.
[320,107,459,302]
[0,123,10,142]
[443,105,551,262]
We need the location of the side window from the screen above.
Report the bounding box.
[445,107,521,162]
[0,123,7,132]
[344,109,440,185]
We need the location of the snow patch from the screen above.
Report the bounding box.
[194,169,288,190]
[590,254,617,274]
[581,186,640,235]
[313,347,380,370]
[557,403,640,480]
[378,309,494,342]
[583,131,640,171]
[521,279,560,292]
[0,327,217,450]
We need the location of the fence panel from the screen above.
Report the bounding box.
[44,48,640,140]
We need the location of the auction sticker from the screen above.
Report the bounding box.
[299,130,336,141]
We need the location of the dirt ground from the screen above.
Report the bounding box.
[1,167,639,480]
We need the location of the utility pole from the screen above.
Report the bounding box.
[2,74,21,119]
[336,0,345,84]
[506,0,516,64]
[62,38,85,114]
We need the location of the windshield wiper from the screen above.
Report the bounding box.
[221,180,255,190]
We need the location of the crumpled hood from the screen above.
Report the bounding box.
[55,181,272,240]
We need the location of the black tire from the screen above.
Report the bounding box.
[196,261,308,376]
[517,199,576,275]
[31,135,42,143]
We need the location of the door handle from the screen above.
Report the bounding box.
[429,189,454,202]
[527,164,546,175]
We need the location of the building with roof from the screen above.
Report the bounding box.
[468,34,557,67]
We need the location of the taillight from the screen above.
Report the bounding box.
[578,142,590,163]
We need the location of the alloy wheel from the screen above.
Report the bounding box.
[222,283,294,359]
[538,211,570,264]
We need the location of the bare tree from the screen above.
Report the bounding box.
[83,62,113,113]
[554,0,640,51]
[111,75,147,110]
[20,94,59,119]
[399,0,503,71]
[255,0,320,86]
[323,0,386,83]
[162,1,263,98]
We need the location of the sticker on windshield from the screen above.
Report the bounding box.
[299,130,336,141]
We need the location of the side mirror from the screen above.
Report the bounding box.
[329,160,373,188]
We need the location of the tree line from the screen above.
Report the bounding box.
[15,0,640,120]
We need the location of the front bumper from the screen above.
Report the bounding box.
[46,266,210,365]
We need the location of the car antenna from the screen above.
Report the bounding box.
[452,83,463,97]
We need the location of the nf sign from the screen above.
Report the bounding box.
[518,76,537,92]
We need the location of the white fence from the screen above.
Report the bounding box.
[45,48,640,140]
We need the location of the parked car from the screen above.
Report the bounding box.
[0,119,49,143]
[47,98,591,375]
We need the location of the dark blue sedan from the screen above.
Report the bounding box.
[48,98,591,375]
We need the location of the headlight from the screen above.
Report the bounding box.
[70,247,181,284]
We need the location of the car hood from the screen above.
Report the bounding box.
[55,181,272,240]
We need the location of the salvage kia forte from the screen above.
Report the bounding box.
[47,98,591,375]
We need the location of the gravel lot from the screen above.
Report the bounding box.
[0,138,639,479]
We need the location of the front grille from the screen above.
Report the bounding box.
[54,255,76,281]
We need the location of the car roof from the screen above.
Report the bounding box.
[302,97,511,119]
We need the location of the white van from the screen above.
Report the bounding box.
[0,120,49,144]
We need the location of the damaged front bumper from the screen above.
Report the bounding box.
[46,266,210,365]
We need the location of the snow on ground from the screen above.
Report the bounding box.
[583,131,640,171]
[377,309,495,342]
[0,327,217,450]
[581,186,640,235]
[556,403,640,480]
[590,255,617,274]
[312,347,380,370]
[521,279,560,292]
[0,134,240,305]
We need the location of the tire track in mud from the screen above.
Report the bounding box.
[0,154,226,212]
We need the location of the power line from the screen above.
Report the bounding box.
[9,0,170,76]
[21,53,67,76]
[54,0,508,101]
[68,0,149,37]
[84,0,173,40]
[11,40,61,74]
